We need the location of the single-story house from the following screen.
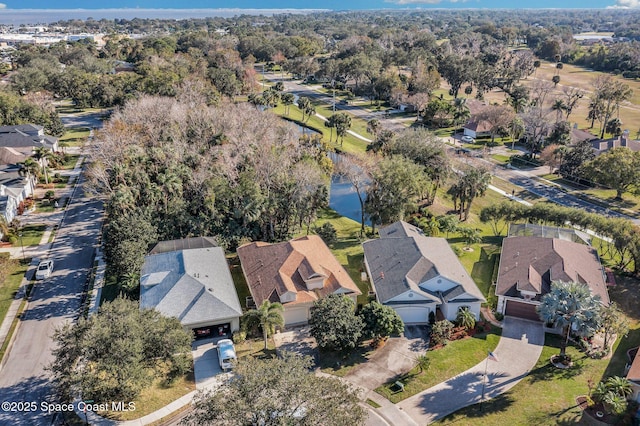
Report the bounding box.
[495,235,610,322]
[591,130,640,155]
[462,120,492,139]
[140,237,242,340]
[237,235,361,326]
[0,124,58,155]
[363,221,485,324]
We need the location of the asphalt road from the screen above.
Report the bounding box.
[454,150,638,223]
[0,174,104,425]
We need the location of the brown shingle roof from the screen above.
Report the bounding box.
[237,235,361,307]
[496,236,609,304]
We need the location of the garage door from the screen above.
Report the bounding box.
[505,301,540,322]
[393,306,430,324]
[284,307,309,326]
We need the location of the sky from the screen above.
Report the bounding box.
[0,0,637,9]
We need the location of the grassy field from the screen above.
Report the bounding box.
[270,103,369,154]
[376,326,502,403]
[474,59,640,140]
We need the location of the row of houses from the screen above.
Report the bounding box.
[139,220,609,334]
[0,125,58,238]
[140,220,640,399]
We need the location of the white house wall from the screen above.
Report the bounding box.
[443,301,482,321]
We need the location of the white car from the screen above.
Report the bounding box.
[35,260,54,280]
[217,339,237,371]
[461,135,475,143]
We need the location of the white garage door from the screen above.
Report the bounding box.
[284,307,309,326]
[393,306,430,324]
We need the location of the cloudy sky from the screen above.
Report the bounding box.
[0,0,637,9]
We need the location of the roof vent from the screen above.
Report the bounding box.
[380,271,385,279]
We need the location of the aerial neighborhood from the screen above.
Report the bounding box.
[1,6,640,426]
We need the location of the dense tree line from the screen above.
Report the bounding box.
[88,96,330,288]
[480,201,640,272]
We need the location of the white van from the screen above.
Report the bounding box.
[217,339,237,371]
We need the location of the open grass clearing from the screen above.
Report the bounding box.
[376,326,502,404]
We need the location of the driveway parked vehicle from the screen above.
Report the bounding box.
[35,260,54,280]
[217,339,237,371]
[461,135,475,143]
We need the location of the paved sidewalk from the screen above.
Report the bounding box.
[397,317,544,424]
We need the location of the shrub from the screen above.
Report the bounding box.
[315,222,337,247]
[232,331,247,344]
[494,312,504,321]
[430,320,454,346]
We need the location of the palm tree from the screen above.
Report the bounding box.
[551,99,566,123]
[32,146,53,185]
[415,354,430,374]
[19,157,39,183]
[605,376,633,399]
[242,300,285,350]
[281,93,295,115]
[456,307,476,330]
[537,281,602,359]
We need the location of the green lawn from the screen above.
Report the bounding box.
[19,224,46,246]
[270,104,369,154]
[434,331,639,425]
[376,326,502,403]
[0,257,29,335]
[59,127,90,147]
[57,154,80,170]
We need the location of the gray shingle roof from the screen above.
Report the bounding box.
[0,125,57,151]
[140,245,242,327]
[364,221,485,305]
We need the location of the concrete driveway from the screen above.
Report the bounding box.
[397,317,544,424]
[191,338,225,389]
[343,325,430,391]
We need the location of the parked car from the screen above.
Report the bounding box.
[217,339,237,371]
[35,260,54,280]
[461,135,475,143]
